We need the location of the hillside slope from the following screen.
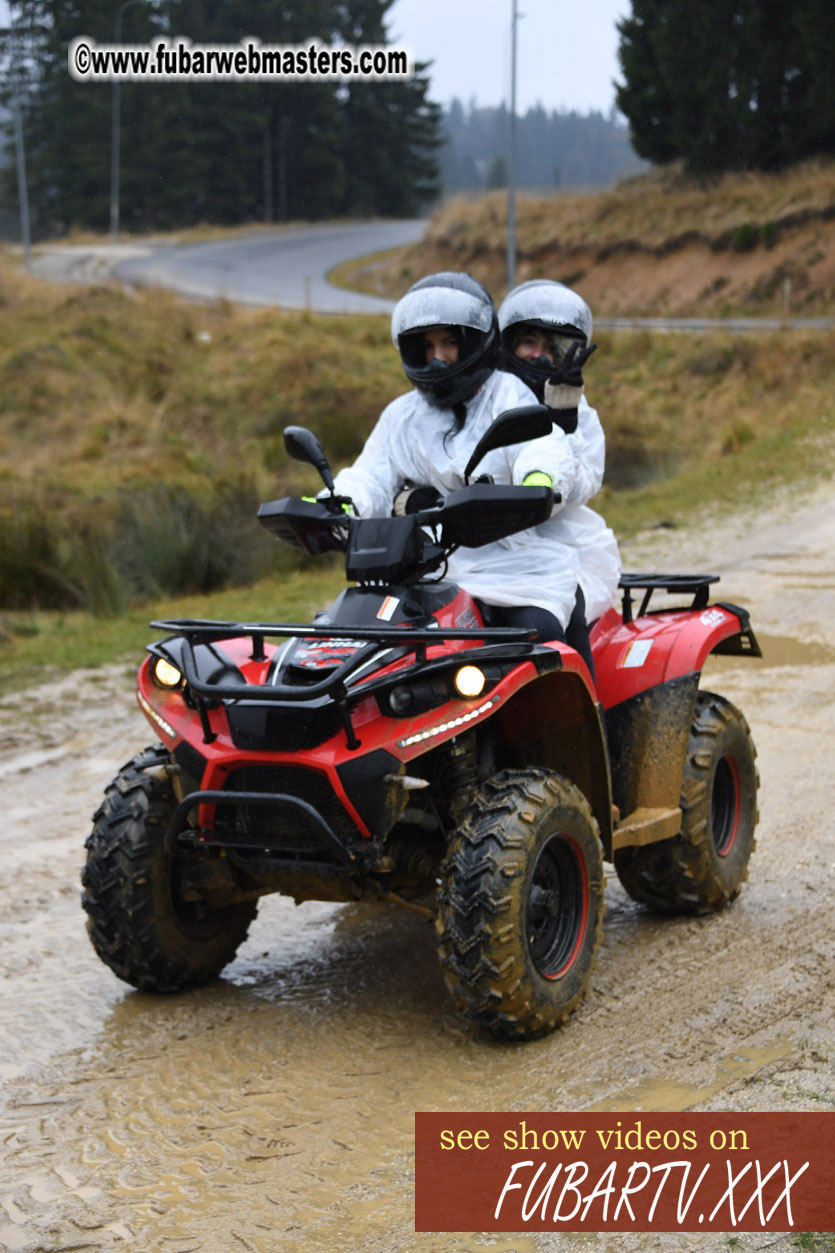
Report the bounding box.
[344,160,835,316]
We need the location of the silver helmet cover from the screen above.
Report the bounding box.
[497,279,593,344]
[391,279,495,346]
[391,272,498,408]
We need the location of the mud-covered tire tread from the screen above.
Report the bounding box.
[614,691,759,915]
[436,768,604,1041]
[82,744,257,991]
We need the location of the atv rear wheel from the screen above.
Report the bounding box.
[436,768,604,1041]
[82,744,257,991]
[614,691,759,914]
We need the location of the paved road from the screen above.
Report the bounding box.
[30,225,835,327]
[113,219,425,313]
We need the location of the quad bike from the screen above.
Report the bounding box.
[83,407,761,1040]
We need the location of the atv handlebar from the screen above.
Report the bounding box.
[258,482,556,586]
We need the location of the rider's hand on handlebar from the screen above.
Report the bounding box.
[392,485,443,516]
[302,495,356,516]
[522,471,553,489]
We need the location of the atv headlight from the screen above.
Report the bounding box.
[151,656,184,689]
[454,665,486,699]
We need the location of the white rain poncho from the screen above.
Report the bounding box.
[332,370,583,628]
[499,278,621,623]
[551,394,621,623]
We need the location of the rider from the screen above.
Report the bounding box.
[328,271,586,649]
[498,279,621,642]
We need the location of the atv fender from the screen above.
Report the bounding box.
[592,602,760,848]
[496,651,614,856]
[592,602,760,707]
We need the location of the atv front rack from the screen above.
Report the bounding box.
[618,573,720,623]
[148,617,548,750]
[164,789,358,865]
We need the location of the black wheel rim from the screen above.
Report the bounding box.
[526,834,587,978]
[711,754,740,856]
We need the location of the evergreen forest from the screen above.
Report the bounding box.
[0,0,441,235]
[616,0,835,173]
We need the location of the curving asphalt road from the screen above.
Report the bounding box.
[30,221,835,328]
[113,219,426,314]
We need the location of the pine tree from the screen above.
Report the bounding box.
[0,0,440,233]
[334,0,440,216]
[437,98,643,193]
[615,0,835,174]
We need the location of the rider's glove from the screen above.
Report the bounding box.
[392,484,443,516]
[543,341,597,433]
[521,471,553,489]
[521,471,560,510]
[303,495,355,516]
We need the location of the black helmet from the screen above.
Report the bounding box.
[498,279,593,402]
[391,272,499,408]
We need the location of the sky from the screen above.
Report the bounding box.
[387,0,631,116]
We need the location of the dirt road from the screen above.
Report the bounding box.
[1,486,834,1253]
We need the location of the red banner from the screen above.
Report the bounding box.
[415,1113,835,1233]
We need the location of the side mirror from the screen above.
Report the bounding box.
[463,404,553,483]
[283,425,335,493]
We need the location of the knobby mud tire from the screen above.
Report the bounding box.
[82,744,257,991]
[614,691,759,914]
[436,768,605,1041]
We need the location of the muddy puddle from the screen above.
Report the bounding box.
[2,792,833,1253]
[585,1040,796,1112]
[704,630,835,671]
[3,498,835,1251]
[1,880,825,1253]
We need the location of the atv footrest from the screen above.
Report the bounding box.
[612,806,682,850]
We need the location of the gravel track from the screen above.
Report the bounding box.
[1,487,834,1252]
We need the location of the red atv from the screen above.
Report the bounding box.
[83,409,760,1040]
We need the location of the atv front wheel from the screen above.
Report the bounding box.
[82,744,257,991]
[614,691,759,914]
[436,768,604,1041]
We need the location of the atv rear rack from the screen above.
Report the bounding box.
[618,573,720,623]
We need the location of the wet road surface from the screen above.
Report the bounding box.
[31,220,426,314]
[1,487,834,1252]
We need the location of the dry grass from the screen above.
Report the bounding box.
[0,563,346,693]
[3,243,834,514]
[424,159,835,254]
[354,159,835,315]
[2,237,835,639]
[0,247,403,503]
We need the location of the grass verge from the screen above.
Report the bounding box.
[0,562,345,695]
[4,239,835,688]
[326,247,409,300]
[4,400,835,693]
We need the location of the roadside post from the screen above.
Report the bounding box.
[506,0,519,292]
